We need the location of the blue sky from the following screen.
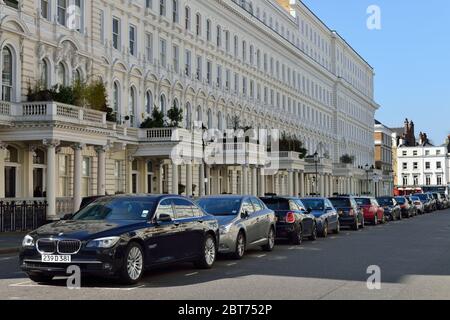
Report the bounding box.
[302,0,450,145]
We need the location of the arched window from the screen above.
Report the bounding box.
[195,13,202,36]
[173,98,179,109]
[57,63,67,86]
[227,115,232,129]
[129,86,137,126]
[113,81,120,119]
[185,6,191,30]
[2,47,13,102]
[145,90,153,114]
[41,59,50,89]
[217,111,223,131]
[5,146,18,163]
[196,105,202,122]
[147,160,153,173]
[207,109,212,129]
[33,149,46,165]
[160,94,166,114]
[73,68,83,83]
[185,102,192,129]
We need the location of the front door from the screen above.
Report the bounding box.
[5,166,16,198]
[145,199,184,265]
[240,198,258,244]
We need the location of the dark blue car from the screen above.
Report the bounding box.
[301,198,340,237]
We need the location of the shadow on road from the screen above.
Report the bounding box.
[3,211,450,290]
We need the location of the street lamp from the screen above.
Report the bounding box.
[314,152,319,196]
[364,164,371,196]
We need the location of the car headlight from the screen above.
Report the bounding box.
[220,224,233,235]
[86,236,121,249]
[22,235,34,248]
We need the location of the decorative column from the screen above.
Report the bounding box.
[251,166,257,196]
[186,162,193,197]
[288,170,294,196]
[205,165,211,195]
[320,174,325,196]
[259,167,266,197]
[44,139,60,220]
[300,171,305,197]
[95,145,107,196]
[242,165,249,195]
[199,163,205,196]
[171,161,179,195]
[293,171,299,197]
[0,142,7,198]
[72,143,84,212]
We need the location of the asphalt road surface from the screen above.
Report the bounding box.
[1,209,450,300]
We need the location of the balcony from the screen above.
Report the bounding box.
[12,101,107,128]
[270,151,306,171]
[206,140,268,166]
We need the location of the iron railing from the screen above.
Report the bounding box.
[0,200,47,232]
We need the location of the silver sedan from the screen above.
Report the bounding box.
[197,195,277,259]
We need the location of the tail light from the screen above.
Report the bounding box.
[400,205,406,209]
[286,212,296,224]
[414,201,421,205]
[348,209,355,216]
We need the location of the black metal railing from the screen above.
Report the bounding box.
[0,201,47,232]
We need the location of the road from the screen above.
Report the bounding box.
[1,209,450,300]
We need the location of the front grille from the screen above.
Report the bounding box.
[36,239,56,254]
[57,240,81,254]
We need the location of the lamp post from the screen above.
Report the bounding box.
[364,164,371,196]
[314,152,319,196]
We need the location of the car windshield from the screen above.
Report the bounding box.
[261,199,290,210]
[329,198,351,208]
[377,197,394,206]
[395,197,406,204]
[197,198,241,216]
[72,197,156,221]
[414,194,428,201]
[301,199,325,211]
[355,198,371,206]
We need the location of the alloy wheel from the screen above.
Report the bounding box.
[127,246,143,281]
[204,237,216,266]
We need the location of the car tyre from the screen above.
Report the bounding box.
[194,234,217,269]
[352,218,359,231]
[28,273,54,284]
[309,223,318,241]
[321,221,328,238]
[262,227,275,252]
[232,231,246,260]
[333,221,340,234]
[119,242,144,285]
[291,224,303,245]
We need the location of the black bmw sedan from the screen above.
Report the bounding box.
[19,195,219,284]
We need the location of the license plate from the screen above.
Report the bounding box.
[41,254,71,263]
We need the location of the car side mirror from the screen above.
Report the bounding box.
[241,211,250,219]
[61,213,73,220]
[157,213,173,223]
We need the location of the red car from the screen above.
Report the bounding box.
[355,197,386,225]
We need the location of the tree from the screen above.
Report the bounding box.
[140,107,165,128]
[167,106,183,128]
[279,132,308,159]
[340,154,355,164]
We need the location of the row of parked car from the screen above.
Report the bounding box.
[19,191,449,285]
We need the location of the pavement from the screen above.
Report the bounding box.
[1,210,450,300]
[0,232,26,254]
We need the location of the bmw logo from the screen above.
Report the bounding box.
[58,232,64,236]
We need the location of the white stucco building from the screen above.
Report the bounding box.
[0,0,379,219]
[396,142,450,194]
